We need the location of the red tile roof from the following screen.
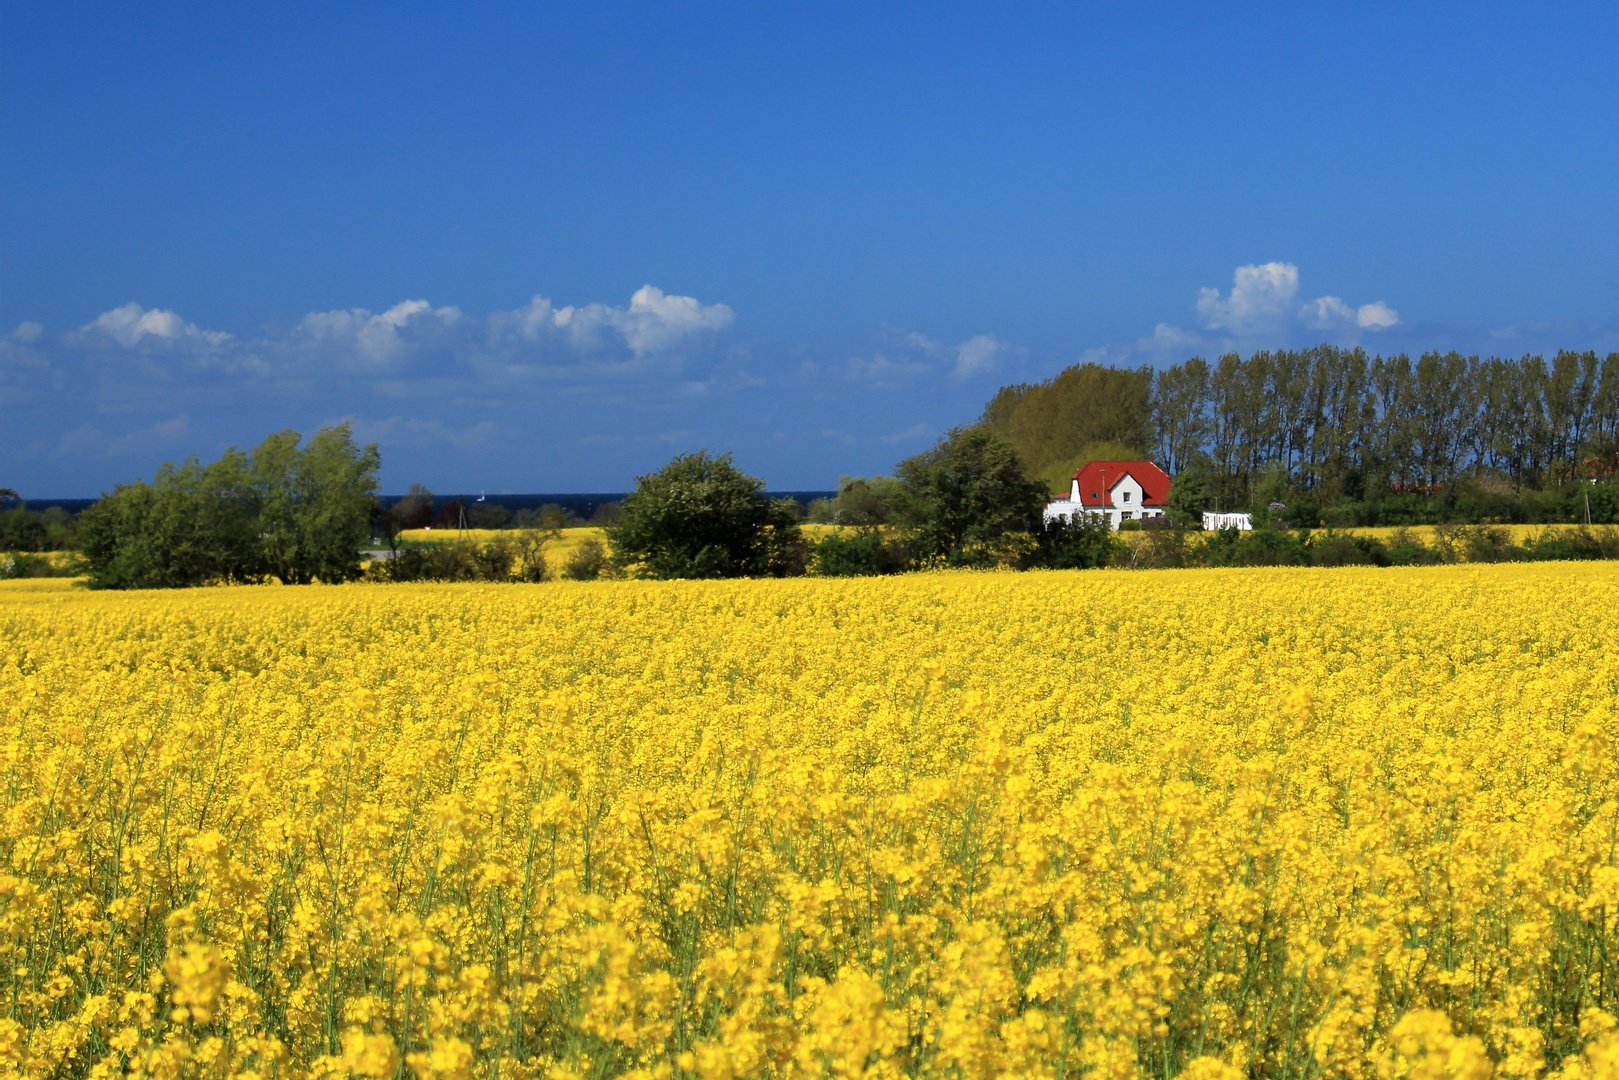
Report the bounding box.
[1067,460,1172,508]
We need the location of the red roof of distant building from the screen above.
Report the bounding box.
[1067,460,1172,508]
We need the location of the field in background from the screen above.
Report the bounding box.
[6,565,1619,1076]
[391,523,853,563]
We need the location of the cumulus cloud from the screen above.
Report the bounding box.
[84,303,233,349]
[49,286,735,386]
[295,299,464,371]
[1195,262,1301,334]
[1090,262,1406,365]
[1355,301,1400,329]
[11,322,42,342]
[1194,262,1399,339]
[490,285,734,359]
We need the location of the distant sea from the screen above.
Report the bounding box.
[25,492,838,519]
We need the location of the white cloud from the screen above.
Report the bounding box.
[953,334,1009,378]
[1356,301,1399,329]
[53,423,105,460]
[1302,294,1401,331]
[11,321,42,342]
[1098,261,1406,364]
[295,300,464,370]
[58,285,735,388]
[845,352,935,383]
[84,303,232,349]
[491,285,734,359]
[1192,262,1400,342]
[1300,295,1356,329]
[1195,262,1300,334]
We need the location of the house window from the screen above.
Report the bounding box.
[1122,491,1132,503]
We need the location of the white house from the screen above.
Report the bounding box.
[1043,460,1172,531]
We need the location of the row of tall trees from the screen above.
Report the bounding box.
[983,348,1619,512]
[1156,348,1619,506]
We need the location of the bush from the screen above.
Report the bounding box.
[831,476,902,526]
[1522,527,1619,562]
[1310,534,1373,567]
[1432,524,1524,564]
[1587,481,1619,525]
[810,530,908,576]
[1030,514,1123,570]
[1200,527,1310,568]
[515,505,574,531]
[1386,527,1441,566]
[561,538,610,581]
[607,452,805,579]
[1124,527,1191,569]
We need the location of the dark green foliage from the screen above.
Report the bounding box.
[561,538,610,581]
[831,475,903,526]
[78,453,263,589]
[0,500,78,552]
[810,530,909,576]
[369,535,526,582]
[1587,481,1619,524]
[467,502,512,528]
[892,428,1047,564]
[1164,457,1215,527]
[1521,527,1619,562]
[1384,528,1442,566]
[78,424,379,589]
[249,426,381,586]
[513,504,575,531]
[1029,513,1124,570]
[606,451,806,579]
[1200,527,1312,568]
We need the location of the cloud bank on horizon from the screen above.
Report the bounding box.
[4,261,1607,494]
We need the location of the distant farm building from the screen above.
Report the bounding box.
[1043,460,1171,531]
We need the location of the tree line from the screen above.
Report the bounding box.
[13,342,1619,587]
[983,346,1619,525]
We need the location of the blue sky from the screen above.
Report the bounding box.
[2,2,1616,495]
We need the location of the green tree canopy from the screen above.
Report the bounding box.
[606,451,805,579]
[79,424,380,589]
[979,362,1154,492]
[892,427,1047,563]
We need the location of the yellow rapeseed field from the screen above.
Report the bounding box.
[5,565,1619,1079]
